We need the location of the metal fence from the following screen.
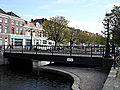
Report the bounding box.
[3,45,106,57]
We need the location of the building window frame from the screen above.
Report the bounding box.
[16,27,19,34]
[40,32,42,37]
[20,28,23,35]
[5,18,8,23]
[0,25,3,33]
[16,21,19,26]
[43,40,47,44]
[0,17,3,23]
[5,26,8,33]
[20,22,23,27]
[11,20,14,25]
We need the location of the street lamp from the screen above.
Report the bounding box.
[30,29,33,51]
[111,29,115,54]
[104,13,111,58]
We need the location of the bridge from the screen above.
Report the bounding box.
[3,45,114,71]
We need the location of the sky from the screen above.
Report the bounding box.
[0,0,120,34]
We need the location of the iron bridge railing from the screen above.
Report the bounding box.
[2,45,106,57]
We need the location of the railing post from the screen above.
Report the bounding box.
[10,45,11,53]
[103,47,104,57]
[100,47,101,55]
[22,45,23,54]
[36,45,37,55]
[52,46,53,55]
[91,47,92,58]
[4,45,5,54]
[70,45,72,56]
[85,47,86,54]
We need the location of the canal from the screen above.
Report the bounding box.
[0,52,72,90]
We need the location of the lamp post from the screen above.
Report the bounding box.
[111,30,115,54]
[30,29,33,51]
[104,13,111,58]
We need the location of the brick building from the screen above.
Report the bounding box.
[0,8,24,48]
[0,8,54,49]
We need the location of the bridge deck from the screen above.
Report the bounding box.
[4,51,104,66]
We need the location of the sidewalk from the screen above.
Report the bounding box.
[102,66,120,90]
[40,64,108,90]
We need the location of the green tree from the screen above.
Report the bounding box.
[103,5,120,45]
[43,16,69,46]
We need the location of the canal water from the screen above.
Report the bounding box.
[0,53,72,90]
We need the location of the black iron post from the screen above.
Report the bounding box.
[91,47,92,58]
[104,14,111,58]
[22,45,23,54]
[112,31,115,54]
[30,29,32,51]
[4,45,5,54]
[70,40,72,56]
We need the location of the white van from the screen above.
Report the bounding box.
[37,40,55,50]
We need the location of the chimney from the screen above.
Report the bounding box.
[31,19,33,22]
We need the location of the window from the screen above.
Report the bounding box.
[5,26,8,33]
[20,22,23,26]
[16,27,19,34]
[0,17,3,23]
[16,21,19,26]
[40,32,42,37]
[43,40,47,44]
[11,20,14,25]
[0,25,3,33]
[33,31,35,36]
[5,19,8,23]
[20,28,23,35]
[36,22,39,27]
[43,32,47,37]
[11,27,14,34]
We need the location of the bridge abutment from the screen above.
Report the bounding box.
[102,58,114,72]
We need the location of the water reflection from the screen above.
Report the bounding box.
[0,65,72,90]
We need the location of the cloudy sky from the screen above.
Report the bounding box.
[0,0,120,34]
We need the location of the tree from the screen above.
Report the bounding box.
[103,5,120,45]
[43,16,69,46]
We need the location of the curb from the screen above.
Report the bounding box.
[38,67,81,90]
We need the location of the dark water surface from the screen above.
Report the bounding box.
[0,65,72,90]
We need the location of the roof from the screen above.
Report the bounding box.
[6,12,20,18]
[31,18,47,25]
[0,8,6,14]
[39,25,43,28]
[29,22,35,27]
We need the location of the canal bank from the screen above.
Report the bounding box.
[37,63,108,90]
